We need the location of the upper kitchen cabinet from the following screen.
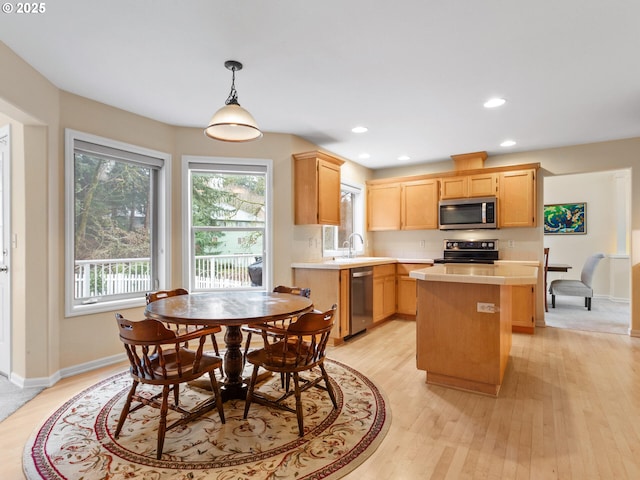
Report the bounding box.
[440,172,497,199]
[498,169,537,228]
[440,151,495,200]
[367,182,401,230]
[293,151,345,225]
[367,178,439,231]
[402,179,439,229]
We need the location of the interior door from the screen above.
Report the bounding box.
[0,124,11,376]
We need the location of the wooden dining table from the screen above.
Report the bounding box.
[547,263,572,272]
[144,290,313,400]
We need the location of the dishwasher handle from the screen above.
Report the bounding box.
[352,270,373,278]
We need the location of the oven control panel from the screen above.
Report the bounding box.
[444,240,498,251]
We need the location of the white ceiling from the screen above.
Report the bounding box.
[1,0,639,169]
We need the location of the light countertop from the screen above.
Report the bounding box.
[291,257,434,270]
[410,264,538,285]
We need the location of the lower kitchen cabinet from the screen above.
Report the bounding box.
[396,263,431,317]
[292,268,350,343]
[373,264,396,322]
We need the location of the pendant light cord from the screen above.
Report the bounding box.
[225,67,239,106]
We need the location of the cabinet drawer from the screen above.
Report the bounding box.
[373,264,396,277]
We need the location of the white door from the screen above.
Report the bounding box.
[0,125,11,376]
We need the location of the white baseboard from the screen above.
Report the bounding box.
[10,353,127,389]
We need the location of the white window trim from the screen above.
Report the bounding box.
[323,180,365,258]
[181,155,273,292]
[64,129,171,317]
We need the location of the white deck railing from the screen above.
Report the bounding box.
[74,254,259,298]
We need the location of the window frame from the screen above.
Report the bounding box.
[181,156,273,292]
[64,129,171,316]
[323,181,365,258]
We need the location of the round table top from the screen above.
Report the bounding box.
[144,291,314,326]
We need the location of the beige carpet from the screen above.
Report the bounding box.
[0,375,44,422]
[544,296,630,335]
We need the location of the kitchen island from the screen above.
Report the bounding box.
[410,264,538,396]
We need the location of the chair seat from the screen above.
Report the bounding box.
[246,341,312,371]
[549,279,593,297]
[134,350,222,383]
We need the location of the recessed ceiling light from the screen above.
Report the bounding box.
[351,126,368,133]
[358,153,371,159]
[484,98,506,108]
[398,155,410,161]
[500,140,516,147]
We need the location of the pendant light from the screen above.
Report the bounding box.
[204,60,262,142]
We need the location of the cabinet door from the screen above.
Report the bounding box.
[508,285,535,334]
[383,275,396,318]
[317,159,341,225]
[373,276,385,322]
[367,183,401,231]
[440,176,467,199]
[339,269,350,337]
[468,173,497,197]
[397,276,417,315]
[499,170,536,227]
[402,179,439,230]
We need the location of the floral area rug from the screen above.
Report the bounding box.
[23,359,390,479]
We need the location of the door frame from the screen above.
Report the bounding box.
[0,123,11,377]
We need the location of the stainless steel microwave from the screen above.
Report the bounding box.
[438,196,498,230]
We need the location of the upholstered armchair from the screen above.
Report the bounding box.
[549,253,605,311]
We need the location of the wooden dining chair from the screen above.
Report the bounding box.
[114,314,225,459]
[543,247,550,312]
[243,305,338,437]
[147,288,223,377]
[241,285,312,363]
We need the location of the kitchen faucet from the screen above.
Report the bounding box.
[347,233,364,258]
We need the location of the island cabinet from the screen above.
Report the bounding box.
[440,172,497,200]
[412,263,538,396]
[373,264,396,323]
[396,263,430,317]
[498,169,537,228]
[416,280,511,396]
[293,151,345,225]
[367,178,438,231]
[292,267,350,344]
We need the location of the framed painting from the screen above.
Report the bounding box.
[544,202,586,234]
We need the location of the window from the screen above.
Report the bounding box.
[183,157,272,291]
[65,130,170,316]
[323,182,364,257]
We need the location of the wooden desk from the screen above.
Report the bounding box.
[547,264,572,272]
[144,291,313,399]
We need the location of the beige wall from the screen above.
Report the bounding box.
[1,40,639,385]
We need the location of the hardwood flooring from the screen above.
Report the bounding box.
[2,319,640,479]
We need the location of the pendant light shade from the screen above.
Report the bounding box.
[204,60,262,142]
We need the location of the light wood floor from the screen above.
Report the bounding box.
[2,320,640,479]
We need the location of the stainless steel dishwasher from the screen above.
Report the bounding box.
[349,266,374,337]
